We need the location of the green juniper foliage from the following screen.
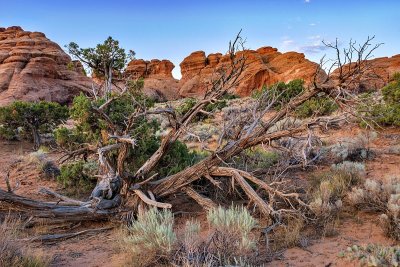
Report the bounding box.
[0,101,68,148]
[58,160,98,194]
[176,93,236,122]
[253,79,337,118]
[295,94,338,118]
[358,73,400,127]
[66,36,133,78]
[252,79,304,106]
[56,80,202,183]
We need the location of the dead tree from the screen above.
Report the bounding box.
[0,34,382,223]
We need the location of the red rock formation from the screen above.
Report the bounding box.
[125,58,179,101]
[0,26,92,106]
[331,54,400,90]
[178,47,326,97]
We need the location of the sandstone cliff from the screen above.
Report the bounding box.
[331,54,400,90]
[178,47,326,97]
[0,26,92,106]
[125,59,179,101]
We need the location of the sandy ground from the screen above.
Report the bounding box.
[0,126,399,266]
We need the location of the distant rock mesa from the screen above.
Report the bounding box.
[0,26,92,106]
[177,47,327,97]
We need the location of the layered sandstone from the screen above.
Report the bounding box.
[331,54,400,90]
[178,46,327,97]
[0,26,92,106]
[125,59,179,100]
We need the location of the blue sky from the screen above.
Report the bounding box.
[1,0,399,78]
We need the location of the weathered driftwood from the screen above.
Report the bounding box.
[0,189,116,222]
[181,187,217,210]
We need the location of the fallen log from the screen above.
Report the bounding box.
[0,189,116,222]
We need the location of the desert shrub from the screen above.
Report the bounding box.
[228,147,279,171]
[331,161,366,177]
[57,160,98,194]
[308,162,364,235]
[252,79,304,107]
[0,217,49,267]
[54,126,86,150]
[182,122,220,142]
[176,94,235,122]
[155,140,207,177]
[176,97,197,116]
[358,74,400,127]
[123,208,176,266]
[348,176,400,240]
[64,85,202,179]
[327,132,377,162]
[27,149,60,179]
[0,101,68,148]
[295,94,338,118]
[270,215,305,250]
[341,244,400,267]
[123,206,259,267]
[207,206,257,252]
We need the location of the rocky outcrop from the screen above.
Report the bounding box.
[178,46,326,97]
[125,59,179,101]
[0,26,92,106]
[331,54,400,90]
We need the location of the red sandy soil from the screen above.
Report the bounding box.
[0,126,399,267]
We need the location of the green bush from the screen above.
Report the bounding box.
[155,140,207,177]
[57,160,98,194]
[63,83,204,181]
[0,101,68,148]
[123,208,176,266]
[295,95,338,118]
[176,93,236,122]
[229,147,279,171]
[54,127,86,150]
[359,74,400,127]
[252,79,304,108]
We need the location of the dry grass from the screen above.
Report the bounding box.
[0,216,49,267]
[308,161,364,236]
[122,208,176,266]
[348,176,400,240]
[121,206,259,267]
[341,244,400,266]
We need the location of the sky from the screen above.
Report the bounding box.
[1,0,399,79]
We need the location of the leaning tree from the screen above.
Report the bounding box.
[0,33,383,225]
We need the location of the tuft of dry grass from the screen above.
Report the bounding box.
[341,244,400,266]
[122,208,176,266]
[308,161,364,236]
[348,176,400,240]
[0,216,49,267]
[121,206,260,267]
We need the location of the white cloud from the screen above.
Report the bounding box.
[309,23,316,26]
[305,0,310,3]
[283,40,294,46]
[280,37,296,51]
[300,35,329,54]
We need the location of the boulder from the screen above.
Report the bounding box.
[0,26,92,106]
